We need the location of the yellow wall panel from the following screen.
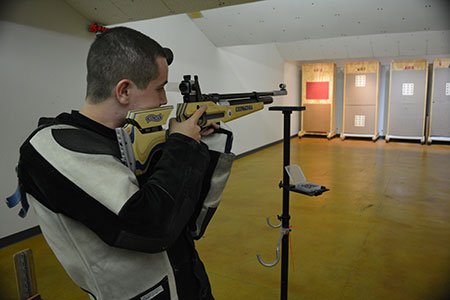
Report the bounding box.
[345,61,379,74]
[300,63,336,138]
[434,58,450,69]
[391,59,428,71]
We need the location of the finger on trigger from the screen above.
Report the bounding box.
[191,105,207,121]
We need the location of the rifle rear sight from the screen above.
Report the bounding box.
[178,75,287,104]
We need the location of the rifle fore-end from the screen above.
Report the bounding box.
[176,101,266,127]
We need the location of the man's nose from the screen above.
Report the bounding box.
[161,91,168,105]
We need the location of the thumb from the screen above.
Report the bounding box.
[168,118,178,133]
[169,117,177,125]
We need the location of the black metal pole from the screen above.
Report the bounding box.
[280,110,291,300]
[269,106,305,300]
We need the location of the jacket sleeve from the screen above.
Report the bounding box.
[116,133,211,251]
[19,125,210,253]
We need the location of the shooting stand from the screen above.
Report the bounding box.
[257,106,329,300]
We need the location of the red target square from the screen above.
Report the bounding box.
[306,82,329,99]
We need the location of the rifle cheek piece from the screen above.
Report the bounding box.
[116,106,174,176]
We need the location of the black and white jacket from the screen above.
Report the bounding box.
[17,111,234,300]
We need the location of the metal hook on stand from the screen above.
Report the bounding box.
[257,227,290,267]
[266,216,281,228]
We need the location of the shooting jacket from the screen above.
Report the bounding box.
[17,111,234,300]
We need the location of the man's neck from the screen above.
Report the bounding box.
[80,99,125,129]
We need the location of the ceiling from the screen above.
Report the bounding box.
[63,0,262,25]
[63,0,450,60]
[191,0,450,46]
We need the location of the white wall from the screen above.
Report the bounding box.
[217,43,291,153]
[283,62,302,135]
[0,0,94,239]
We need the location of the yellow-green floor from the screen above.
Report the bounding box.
[1,137,450,300]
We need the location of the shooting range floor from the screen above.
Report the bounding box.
[1,137,450,300]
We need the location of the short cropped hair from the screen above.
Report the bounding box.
[86,27,166,103]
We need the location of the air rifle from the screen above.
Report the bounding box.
[116,75,287,175]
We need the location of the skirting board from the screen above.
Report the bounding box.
[0,226,42,249]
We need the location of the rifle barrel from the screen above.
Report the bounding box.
[210,89,287,100]
[219,97,273,105]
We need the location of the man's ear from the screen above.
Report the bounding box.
[115,79,132,105]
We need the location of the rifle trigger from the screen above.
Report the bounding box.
[198,112,208,127]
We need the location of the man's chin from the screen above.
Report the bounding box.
[132,105,162,112]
